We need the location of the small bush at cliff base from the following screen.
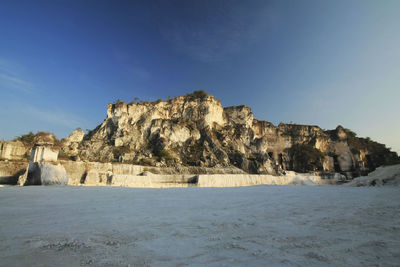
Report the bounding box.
[139,158,154,166]
[156,149,173,159]
[184,141,204,166]
[289,144,325,173]
[112,145,132,159]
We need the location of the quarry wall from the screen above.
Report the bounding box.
[0,141,29,160]
[0,157,348,188]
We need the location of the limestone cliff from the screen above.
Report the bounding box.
[59,91,398,178]
[0,141,29,160]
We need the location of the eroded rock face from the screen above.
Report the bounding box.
[60,92,399,177]
[61,128,85,157]
[64,129,85,143]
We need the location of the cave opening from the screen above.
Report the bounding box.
[365,155,375,172]
[333,155,340,172]
[80,172,87,184]
[278,153,283,166]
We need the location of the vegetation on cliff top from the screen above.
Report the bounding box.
[14,131,62,148]
[14,132,35,146]
[343,128,399,166]
[185,90,209,101]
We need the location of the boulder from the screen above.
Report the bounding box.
[18,162,68,186]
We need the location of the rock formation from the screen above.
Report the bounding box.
[17,133,68,186]
[59,91,399,178]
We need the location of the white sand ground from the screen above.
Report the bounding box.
[0,185,399,266]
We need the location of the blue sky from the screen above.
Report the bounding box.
[0,0,399,153]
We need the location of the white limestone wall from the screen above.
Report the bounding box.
[31,146,58,162]
[0,141,27,160]
[79,172,338,188]
[84,173,195,188]
[59,160,342,188]
[197,172,338,187]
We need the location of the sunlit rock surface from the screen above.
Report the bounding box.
[59,91,398,178]
[0,141,28,160]
[1,91,398,184]
[17,144,68,186]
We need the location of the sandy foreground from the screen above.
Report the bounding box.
[0,185,399,266]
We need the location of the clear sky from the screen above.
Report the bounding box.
[1,0,399,153]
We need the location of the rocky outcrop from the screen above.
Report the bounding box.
[59,91,399,178]
[60,129,85,159]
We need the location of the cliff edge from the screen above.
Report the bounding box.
[57,91,399,178]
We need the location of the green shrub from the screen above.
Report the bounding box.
[343,128,363,153]
[185,90,208,101]
[139,158,153,166]
[14,132,35,146]
[58,151,76,161]
[112,145,132,159]
[383,153,400,166]
[343,128,400,166]
[156,149,173,160]
[14,131,60,148]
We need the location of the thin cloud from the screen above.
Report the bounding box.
[0,59,35,94]
[129,67,151,80]
[25,105,87,129]
[0,59,19,77]
[113,49,132,62]
[112,50,151,81]
[0,73,34,93]
[156,1,275,62]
